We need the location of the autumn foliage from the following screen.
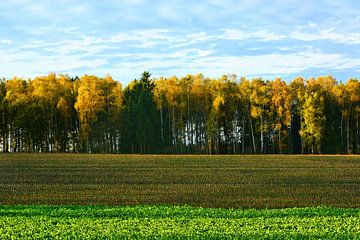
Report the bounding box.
[0,72,359,154]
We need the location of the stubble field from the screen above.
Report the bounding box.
[1,153,360,208]
[1,154,360,238]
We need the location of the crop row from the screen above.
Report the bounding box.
[1,154,360,208]
[1,206,360,239]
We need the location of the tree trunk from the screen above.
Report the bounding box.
[260,116,264,153]
[172,106,177,153]
[278,129,282,154]
[346,107,351,153]
[357,111,359,151]
[242,115,245,154]
[160,104,164,142]
[232,120,236,154]
[248,112,256,154]
[340,112,344,148]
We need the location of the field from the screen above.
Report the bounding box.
[1,205,360,239]
[1,154,360,208]
[1,154,360,238]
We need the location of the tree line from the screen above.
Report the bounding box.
[0,71,360,154]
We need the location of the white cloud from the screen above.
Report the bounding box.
[99,48,214,60]
[170,32,214,48]
[0,49,107,78]
[108,50,360,82]
[2,21,360,83]
[187,32,212,42]
[291,29,360,44]
[221,29,285,41]
[108,29,179,48]
[18,26,79,36]
[0,39,12,45]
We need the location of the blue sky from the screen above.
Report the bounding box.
[1,0,360,84]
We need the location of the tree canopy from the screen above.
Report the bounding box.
[0,72,359,154]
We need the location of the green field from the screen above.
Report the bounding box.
[1,205,360,239]
[1,154,360,238]
[1,154,360,208]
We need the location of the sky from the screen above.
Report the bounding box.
[1,0,360,84]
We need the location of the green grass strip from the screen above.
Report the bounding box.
[1,205,360,239]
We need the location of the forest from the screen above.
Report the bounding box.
[0,71,359,154]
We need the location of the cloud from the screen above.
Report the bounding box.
[0,39,12,45]
[108,50,360,82]
[0,49,107,78]
[108,29,180,48]
[291,29,360,44]
[221,29,285,41]
[2,25,360,83]
[1,0,360,82]
[194,52,357,76]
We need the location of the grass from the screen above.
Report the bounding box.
[1,154,360,208]
[1,205,360,239]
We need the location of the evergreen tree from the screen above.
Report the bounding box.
[121,72,163,153]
